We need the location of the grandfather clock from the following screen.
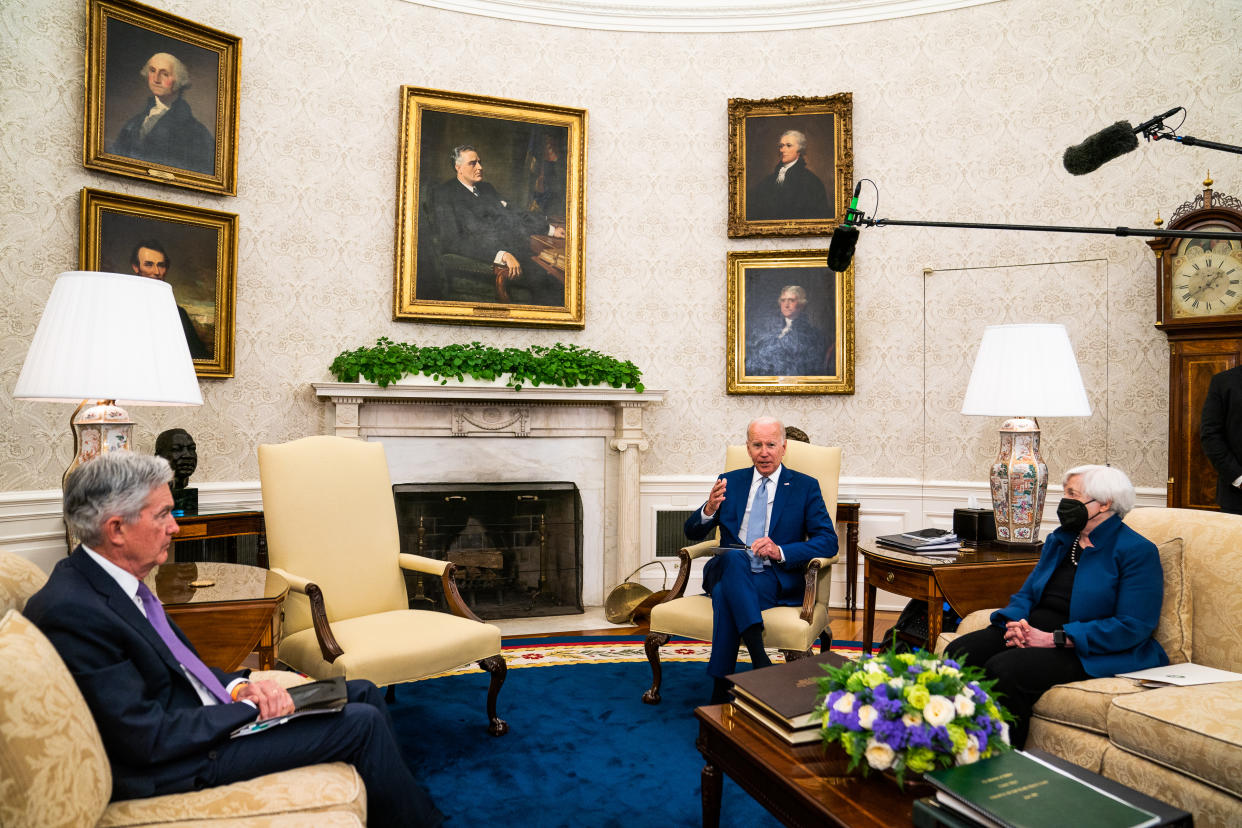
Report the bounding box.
[1149,177,1242,509]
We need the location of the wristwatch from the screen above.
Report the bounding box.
[1053,629,1067,648]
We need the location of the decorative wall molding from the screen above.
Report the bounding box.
[404,0,1004,32]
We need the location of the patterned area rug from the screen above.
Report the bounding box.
[431,634,863,677]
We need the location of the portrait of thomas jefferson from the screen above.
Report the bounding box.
[744,278,836,377]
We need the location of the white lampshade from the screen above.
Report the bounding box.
[960,323,1090,417]
[14,271,202,406]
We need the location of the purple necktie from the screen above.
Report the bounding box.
[136,582,233,704]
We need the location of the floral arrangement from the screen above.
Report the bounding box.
[814,650,1014,785]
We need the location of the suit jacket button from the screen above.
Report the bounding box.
[208,750,218,760]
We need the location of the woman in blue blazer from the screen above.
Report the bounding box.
[945,464,1166,748]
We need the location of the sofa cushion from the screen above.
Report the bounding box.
[0,551,48,614]
[0,609,110,828]
[1152,538,1190,664]
[98,763,366,827]
[1108,682,1242,798]
[1031,676,1148,735]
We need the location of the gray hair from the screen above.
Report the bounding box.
[1062,464,1136,517]
[141,53,191,93]
[64,453,172,546]
[779,285,808,306]
[747,416,786,444]
[452,144,478,166]
[781,130,807,154]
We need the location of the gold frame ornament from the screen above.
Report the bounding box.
[726,249,855,394]
[84,0,241,196]
[80,188,238,378]
[727,93,854,238]
[394,86,587,328]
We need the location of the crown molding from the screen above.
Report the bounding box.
[402,0,1004,32]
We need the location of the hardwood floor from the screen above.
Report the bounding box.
[506,607,900,643]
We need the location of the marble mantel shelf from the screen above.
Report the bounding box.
[313,381,665,406]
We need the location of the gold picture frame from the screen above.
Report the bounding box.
[394,86,587,328]
[80,188,237,378]
[727,249,854,394]
[84,0,241,195]
[727,93,853,238]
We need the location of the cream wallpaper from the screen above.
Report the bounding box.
[1,0,1240,493]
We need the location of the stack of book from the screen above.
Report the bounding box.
[726,651,841,746]
[922,750,1162,828]
[876,528,961,554]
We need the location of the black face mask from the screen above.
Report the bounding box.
[1056,498,1096,533]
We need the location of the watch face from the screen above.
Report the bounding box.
[1171,228,1242,318]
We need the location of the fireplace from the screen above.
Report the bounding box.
[394,482,583,620]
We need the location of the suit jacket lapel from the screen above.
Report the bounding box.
[769,467,791,534]
[70,548,187,677]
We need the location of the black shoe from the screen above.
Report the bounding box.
[709,678,732,705]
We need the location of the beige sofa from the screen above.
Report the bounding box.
[937,507,1242,827]
[0,551,367,828]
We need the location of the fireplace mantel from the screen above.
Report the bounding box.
[312,381,665,605]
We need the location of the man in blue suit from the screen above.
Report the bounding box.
[24,452,441,827]
[684,417,837,702]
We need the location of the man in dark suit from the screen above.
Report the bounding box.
[24,452,441,827]
[1201,364,1242,514]
[684,417,837,702]
[430,144,564,305]
[110,52,214,174]
[747,130,833,221]
[745,284,833,376]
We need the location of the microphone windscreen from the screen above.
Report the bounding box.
[827,226,859,273]
[1062,121,1139,175]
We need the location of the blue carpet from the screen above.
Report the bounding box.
[390,659,785,827]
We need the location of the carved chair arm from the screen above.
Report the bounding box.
[799,556,836,624]
[396,555,484,623]
[270,567,344,664]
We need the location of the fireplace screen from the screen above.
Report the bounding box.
[393,482,583,620]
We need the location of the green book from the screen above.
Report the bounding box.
[924,750,1158,828]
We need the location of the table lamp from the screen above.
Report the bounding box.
[14,271,203,487]
[960,323,1091,546]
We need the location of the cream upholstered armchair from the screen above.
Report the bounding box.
[642,441,841,703]
[0,551,365,827]
[258,435,509,735]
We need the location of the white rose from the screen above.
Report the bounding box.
[889,678,905,690]
[864,738,896,771]
[955,734,981,765]
[999,721,1011,745]
[902,712,923,727]
[954,694,976,717]
[833,692,856,714]
[857,704,878,729]
[923,695,955,727]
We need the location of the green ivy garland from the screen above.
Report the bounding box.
[329,338,645,392]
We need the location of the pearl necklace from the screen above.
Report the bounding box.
[1069,537,1082,566]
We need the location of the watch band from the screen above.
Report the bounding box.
[1053,629,1066,648]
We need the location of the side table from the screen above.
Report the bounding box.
[172,507,268,568]
[860,540,1041,653]
[148,561,288,671]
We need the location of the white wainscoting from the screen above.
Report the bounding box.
[2,476,1168,618]
[638,476,1169,614]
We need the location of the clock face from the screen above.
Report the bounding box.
[1170,227,1242,318]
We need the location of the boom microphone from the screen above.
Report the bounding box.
[1062,108,1182,175]
[1062,121,1139,175]
[827,183,863,272]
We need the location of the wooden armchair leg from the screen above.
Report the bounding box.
[479,654,509,736]
[819,630,833,653]
[642,632,670,705]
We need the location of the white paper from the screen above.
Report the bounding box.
[1117,662,1242,686]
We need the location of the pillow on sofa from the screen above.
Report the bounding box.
[1153,537,1190,664]
[0,609,111,828]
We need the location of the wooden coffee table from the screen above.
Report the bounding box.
[146,561,288,671]
[696,702,932,827]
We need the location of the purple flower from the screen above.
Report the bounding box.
[829,707,861,730]
[872,717,908,748]
[907,663,924,675]
[931,726,955,751]
[873,695,903,717]
[942,657,960,669]
[968,728,989,751]
[906,725,933,749]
